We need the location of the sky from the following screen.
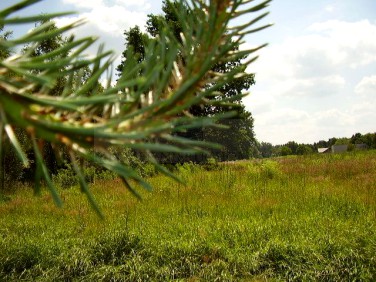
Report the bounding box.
[1,0,375,145]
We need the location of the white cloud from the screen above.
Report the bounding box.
[55,0,154,63]
[278,75,346,98]
[253,20,376,81]
[308,20,376,67]
[57,2,149,37]
[324,5,335,13]
[245,19,376,144]
[355,75,376,97]
[62,0,104,10]
[115,0,151,9]
[52,0,155,84]
[253,108,317,144]
[314,109,355,126]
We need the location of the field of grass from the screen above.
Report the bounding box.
[1,151,376,281]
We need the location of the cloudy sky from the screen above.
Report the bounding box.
[1,0,375,145]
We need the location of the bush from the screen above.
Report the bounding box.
[260,160,282,179]
[176,162,202,182]
[204,157,220,171]
[247,160,282,180]
[53,164,77,189]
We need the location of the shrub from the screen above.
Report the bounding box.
[52,164,114,188]
[53,164,77,189]
[260,160,282,179]
[204,157,220,171]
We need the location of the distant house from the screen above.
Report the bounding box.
[318,147,330,153]
[318,143,368,154]
[331,144,348,153]
[355,144,368,150]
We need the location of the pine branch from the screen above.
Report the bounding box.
[0,0,271,215]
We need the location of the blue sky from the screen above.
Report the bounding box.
[246,0,376,144]
[1,0,375,145]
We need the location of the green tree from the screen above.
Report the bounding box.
[296,144,313,155]
[116,26,149,72]
[117,0,260,162]
[258,141,274,158]
[0,0,271,214]
[361,132,376,149]
[350,133,362,144]
[205,105,256,161]
[335,138,350,145]
[279,146,292,156]
[0,25,12,192]
[285,141,299,155]
[22,19,68,97]
[0,25,12,59]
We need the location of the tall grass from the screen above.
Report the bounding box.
[1,151,376,281]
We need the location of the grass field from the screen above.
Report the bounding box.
[1,151,376,281]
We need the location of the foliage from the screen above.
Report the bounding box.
[279,145,292,156]
[118,0,260,162]
[0,0,271,213]
[296,144,313,155]
[258,141,273,158]
[335,137,350,145]
[256,131,376,159]
[1,151,376,280]
[351,132,376,149]
[0,25,12,59]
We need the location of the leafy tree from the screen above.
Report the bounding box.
[116,26,149,72]
[296,144,313,155]
[285,141,299,155]
[204,105,256,161]
[350,133,363,144]
[361,133,376,149]
[0,0,271,215]
[0,25,12,191]
[314,140,329,150]
[328,137,337,147]
[279,146,292,156]
[258,141,273,158]
[18,19,70,177]
[0,25,12,59]
[117,0,261,162]
[334,138,350,145]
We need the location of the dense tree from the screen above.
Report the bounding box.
[279,146,292,156]
[0,25,12,191]
[22,19,68,97]
[334,138,350,145]
[350,133,363,144]
[296,144,313,155]
[285,141,299,155]
[116,26,149,73]
[314,140,328,149]
[117,0,258,162]
[0,25,12,59]
[361,133,376,149]
[204,105,256,161]
[258,141,273,158]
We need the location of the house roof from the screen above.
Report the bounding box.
[318,147,330,153]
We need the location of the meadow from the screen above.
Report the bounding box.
[0,151,376,281]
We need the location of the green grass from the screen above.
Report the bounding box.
[1,151,376,281]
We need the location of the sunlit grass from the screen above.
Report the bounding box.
[1,151,376,280]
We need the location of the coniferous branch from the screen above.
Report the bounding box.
[0,0,271,215]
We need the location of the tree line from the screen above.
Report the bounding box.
[256,132,376,158]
